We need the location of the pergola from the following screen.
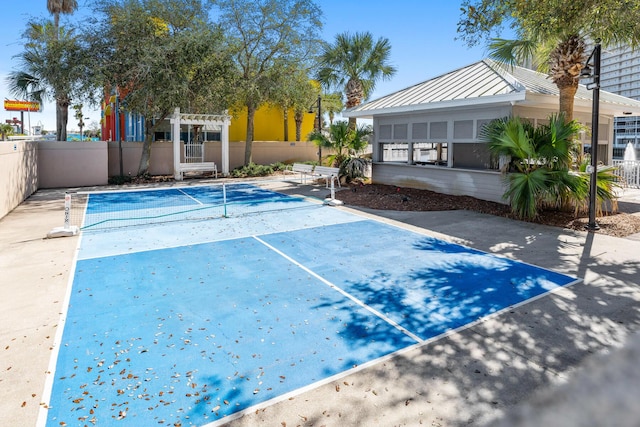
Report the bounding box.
[170,108,232,180]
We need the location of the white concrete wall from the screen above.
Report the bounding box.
[0,140,38,219]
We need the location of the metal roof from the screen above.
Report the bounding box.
[344,59,640,117]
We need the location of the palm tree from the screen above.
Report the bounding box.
[316,32,396,128]
[46,0,78,31]
[481,114,588,219]
[0,123,14,141]
[321,92,344,125]
[459,1,640,122]
[8,21,82,142]
[488,34,586,122]
[308,120,372,181]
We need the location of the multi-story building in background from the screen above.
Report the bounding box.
[600,44,640,159]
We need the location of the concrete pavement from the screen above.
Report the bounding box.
[1,181,639,426]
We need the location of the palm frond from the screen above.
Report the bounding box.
[505,168,550,219]
[488,38,538,67]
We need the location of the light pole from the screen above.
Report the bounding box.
[309,95,322,164]
[581,39,601,231]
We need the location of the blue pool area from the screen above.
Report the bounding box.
[42,183,578,426]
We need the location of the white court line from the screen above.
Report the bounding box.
[177,187,205,205]
[252,235,424,344]
[36,233,84,427]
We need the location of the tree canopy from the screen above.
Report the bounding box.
[458,0,640,48]
[88,0,236,174]
[458,0,640,121]
[210,0,323,165]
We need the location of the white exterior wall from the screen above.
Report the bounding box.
[372,162,508,204]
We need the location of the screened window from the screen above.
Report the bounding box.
[393,124,408,140]
[412,123,428,140]
[430,121,447,139]
[453,120,473,139]
[379,124,392,139]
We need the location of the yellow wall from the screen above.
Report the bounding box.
[229,104,317,142]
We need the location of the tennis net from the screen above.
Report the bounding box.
[68,183,322,231]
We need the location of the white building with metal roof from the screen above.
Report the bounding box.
[344,59,640,203]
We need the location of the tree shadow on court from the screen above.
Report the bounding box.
[322,235,572,348]
[221,219,640,426]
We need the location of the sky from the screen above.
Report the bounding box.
[0,0,497,134]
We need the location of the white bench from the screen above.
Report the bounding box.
[178,162,218,179]
[291,163,315,184]
[313,165,341,188]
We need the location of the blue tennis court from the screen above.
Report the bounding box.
[42,183,578,426]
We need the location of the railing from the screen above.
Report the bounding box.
[184,142,204,163]
[612,160,640,188]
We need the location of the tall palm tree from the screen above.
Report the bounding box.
[316,32,396,128]
[47,0,78,31]
[308,120,372,180]
[488,33,586,122]
[8,21,82,141]
[0,123,14,140]
[321,92,343,125]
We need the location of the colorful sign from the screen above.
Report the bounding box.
[4,99,41,112]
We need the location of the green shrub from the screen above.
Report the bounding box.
[230,163,275,178]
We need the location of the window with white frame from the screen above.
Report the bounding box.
[413,142,448,164]
[381,142,410,162]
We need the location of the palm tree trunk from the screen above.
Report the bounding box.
[56,98,69,141]
[558,84,578,122]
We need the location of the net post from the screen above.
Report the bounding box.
[64,191,71,230]
[47,191,80,238]
[222,183,228,218]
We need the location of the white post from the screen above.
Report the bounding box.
[47,192,79,238]
[222,183,228,217]
[221,117,230,176]
[64,192,71,230]
[172,108,182,180]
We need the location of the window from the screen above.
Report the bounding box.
[203,131,221,141]
[154,131,171,141]
[413,142,448,165]
[380,142,409,162]
[476,119,493,138]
